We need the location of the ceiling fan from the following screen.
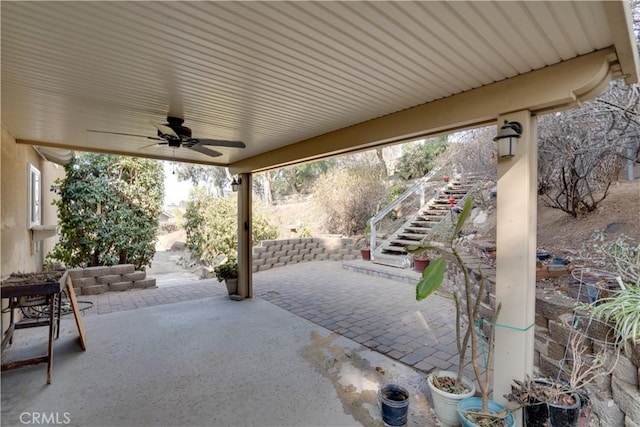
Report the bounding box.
[88,116,246,158]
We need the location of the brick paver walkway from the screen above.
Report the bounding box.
[77,261,461,374]
[79,280,227,315]
[254,261,460,373]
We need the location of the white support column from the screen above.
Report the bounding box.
[493,111,537,421]
[237,173,252,299]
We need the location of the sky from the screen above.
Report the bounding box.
[163,161,193,209]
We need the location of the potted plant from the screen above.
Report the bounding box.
[504,377,555,427]
[505,314,622,427]
[509,372,584,427]
[412,249,430,273]
[214,260,238,295]
[360,223,372,261]
[409,197,512,426]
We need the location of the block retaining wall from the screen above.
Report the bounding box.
[252,236,361,272]
[67,264,156,295]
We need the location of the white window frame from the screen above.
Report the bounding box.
[28,164,41,227]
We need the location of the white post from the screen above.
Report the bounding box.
[493,111,537,425]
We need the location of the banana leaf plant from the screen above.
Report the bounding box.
[409,197,503,419]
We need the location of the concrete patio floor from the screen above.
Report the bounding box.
[1,261,461,426]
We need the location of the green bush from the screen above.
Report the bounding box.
[183,189,279,265]
[49,154,164,269]
[395,137,448,180]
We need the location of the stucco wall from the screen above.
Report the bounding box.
[1,124,65,333]
[1,126,64,275]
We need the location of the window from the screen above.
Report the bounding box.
[28,164,41,227]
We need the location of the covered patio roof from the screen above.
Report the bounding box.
[2,1,638,419]
[1,1,637,171]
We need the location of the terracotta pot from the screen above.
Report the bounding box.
[360,248,371,261]
[413,257,430,273]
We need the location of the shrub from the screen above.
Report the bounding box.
[183,189,279,265]
[313,163,387,236]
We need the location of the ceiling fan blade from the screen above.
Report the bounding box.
[139,141,168,150]
[194,139,246,148]
[189,144,222,157]
[87,130,152,139]
[153,123,179,139]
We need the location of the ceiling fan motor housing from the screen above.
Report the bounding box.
[165,116,192,139]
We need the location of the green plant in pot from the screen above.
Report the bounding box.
[409,197,511,427]
[214,259,239,295]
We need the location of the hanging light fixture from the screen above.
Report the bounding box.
[231,176,242,192]
[493,120,523,158]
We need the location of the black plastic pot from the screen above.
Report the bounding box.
[379,384,409,426]
[524,401,548,427]
[548,393,581,427]
[522,379,553,427]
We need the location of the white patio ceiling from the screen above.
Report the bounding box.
[1,1,638,171]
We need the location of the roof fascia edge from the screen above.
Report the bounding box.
[603,0,640,84]
[230,48,618,174]
[15,139,228,167]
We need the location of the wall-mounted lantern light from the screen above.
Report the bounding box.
[493,120,523,158]
[231,176,242,192]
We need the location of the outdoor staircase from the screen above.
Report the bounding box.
[371,175,478,268]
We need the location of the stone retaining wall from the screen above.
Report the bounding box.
[251,236,361,272]
[450,248,638,426]
[67,264,156,295]
[534,287,640,427]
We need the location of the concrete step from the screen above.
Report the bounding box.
[369,253,409,268]
[397,233,427,240]
[403,227,432,233]
[343,259,420,283]
[389,238,424,246]
[382,246,407,254]
[410,221,438,228]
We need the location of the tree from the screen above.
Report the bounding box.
[313,161,387,236]
[50,154,164,269]
[443,127,497,180]
[537,80,639,217]
[264,159,337,202]
[175,163,230,196]
[395,136,449,180]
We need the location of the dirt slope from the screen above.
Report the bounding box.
[537,180,639,255]
[266,179,639,255]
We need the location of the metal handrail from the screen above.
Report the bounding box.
[369,166,443,254]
